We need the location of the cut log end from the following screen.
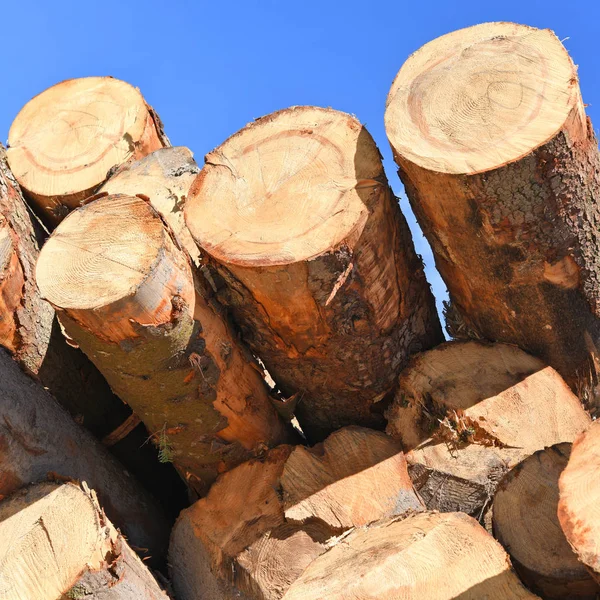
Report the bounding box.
[186,106,382,266]
[169,426,423,600]
[558,421,600,582]
[282,512,539,600]
[0,482,168,600]
[386,341,590,516]
[385,22,582,175]
[36,193,192,327]
[493,444,600,599]
[386,341,546,449]
[7,77,165,224]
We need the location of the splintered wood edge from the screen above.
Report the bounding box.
[385,22,583,175]
[7,77,155,203]
[185,106,385,267]
[36,194,168,310]
[282,512,538,599]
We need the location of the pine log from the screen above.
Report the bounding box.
[0,141,111,405]
[99,146,201,265]
[0,143,186,514]
[7,76,168,227]
[185,106,443,440]
[0,482,168,600]
[169,426,424,600]
[0,348,169,562]
[493,444,599,599]
[558,420,600,583]
[282,511,539,599]
[385,22,600,407]
[36,194,291,497]
[385,341,590,516]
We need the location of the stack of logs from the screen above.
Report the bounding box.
[1,21,600,600]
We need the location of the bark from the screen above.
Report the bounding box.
[385,341,590,516]
[385,22,600,412]
[99,146,201,265]
[282,512,539,600]
[0,482,169,600]
[185,106,443,440]
[169,426,423,600]
[493,444,599,599]
[0,144,186,515]
[7,76,168,228]
[36,195,291,497]
[0,348,170,563]
[558,420,600,583]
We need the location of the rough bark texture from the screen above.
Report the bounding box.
[169,426,423,600]
[282,512,539,600]
[0,144,187,515]
[37,195,291,498]
[0,482,169,600]
[385,23,600,411]
[186,107,443,440]
[0,348,170,563]
[386,341,590,517]
[7,77,169,228]
[558,420,600,584]
[493,444,599,599]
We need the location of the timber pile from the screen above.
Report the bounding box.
[1,19,600,600]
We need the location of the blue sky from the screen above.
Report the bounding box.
[3,0,600,323]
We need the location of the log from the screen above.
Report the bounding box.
[169,426,424,600]
[385,22,600,407]
[36,194,291,497]
[0,348,169,562]
[385,341,590,516]
[185,106,443,440]
[99,146,201,265]
[493,444,599,599]
[0,143,186,514]
[558,420,600,583]
[0,482,168,599]
[282,512,539,599]
[0,141,113,410]
[7,76,168,227]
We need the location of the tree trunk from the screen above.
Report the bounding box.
[184,106,443,440]
[493,444,599,599]
[385,22,600,410]
[7,76,169,227]
[385,341,590,516]
[99,145,201,265]
[0,482,169,600]
[558,420,600,583]
[0,348,169,563]
[0,143,186,517]
[36,194,291,497]
[169,426,423,600]
[282,512,538,600]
